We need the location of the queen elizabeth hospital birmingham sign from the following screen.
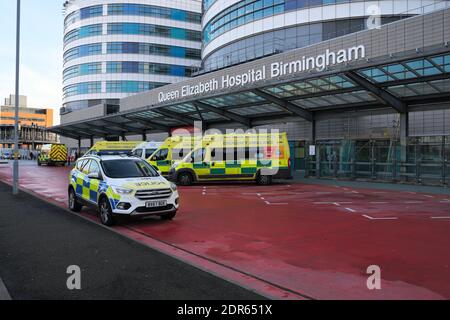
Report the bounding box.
[158,45,366,103]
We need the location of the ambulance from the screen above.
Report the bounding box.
[168,133,292,186]
[147,136,198,176]
[68,155,179,226]
[38,144,68,166]
[131,141,164,160]
[84,141,142,157]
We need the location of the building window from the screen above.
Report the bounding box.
[64,5,103,29]
[106,81,167,93]
[107,23,201,42]
[107,4,201,23]
[64,43,102,63]
[63,82,102,98]
[63,63,102,81]
[64,24,103,45]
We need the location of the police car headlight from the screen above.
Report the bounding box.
[112,186,133,195]
[170,183,178,192]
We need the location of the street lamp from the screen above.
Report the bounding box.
[13,0,21,195]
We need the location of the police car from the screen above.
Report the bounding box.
[68,155,179,226]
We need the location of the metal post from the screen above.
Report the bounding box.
[13,0,21,195]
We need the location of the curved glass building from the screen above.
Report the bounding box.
[202,0,447,73]
[62,0,202,115]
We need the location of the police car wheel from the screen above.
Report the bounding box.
[69,189,82,212]
[178,172,193,186]
[257,174,273,186]
[99,198,115,226]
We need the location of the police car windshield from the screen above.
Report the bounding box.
[101,159,159,178]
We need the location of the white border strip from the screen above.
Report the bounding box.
[0,278,11,300]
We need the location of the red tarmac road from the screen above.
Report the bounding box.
[1,161,450,300]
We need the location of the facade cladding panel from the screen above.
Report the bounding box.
[201,0,449,73]
[62,0,202,115]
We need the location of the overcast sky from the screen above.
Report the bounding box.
[0,0,63,123]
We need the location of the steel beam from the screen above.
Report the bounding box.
[193,101,251,127]
[251,89,314,122]
[123,116,170,132]
[344,71,407,113]
[153,108,196,126]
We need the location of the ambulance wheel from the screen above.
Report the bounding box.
[256,173,273,186]
[68,188,82,213]
[161,211,177,221]
[99,197,115,226]
[177,172,193,186]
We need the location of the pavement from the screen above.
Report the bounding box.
[0,181,263,300]
[0,161,449,299]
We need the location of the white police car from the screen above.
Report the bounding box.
[68,155,180,226]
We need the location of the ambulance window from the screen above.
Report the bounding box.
[133,149,143,158]
[210,149,224,162]
[190,148,205,163]
[172,148,192,161]
[89,160,100,175]
[152,149,168,161]
[145,149,156,159]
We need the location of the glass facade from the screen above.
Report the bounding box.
[63,82,102,98]
[64,43,102,63]
[107,23,201,42]
[64,3,200,28]
[106,62,195,77]
[65,5,103,28]
[63,1,202,113]
[64,24,103,45]
[108,4,201,23]
[105,81,167,93]
[106,42,201,60]
[203,17,402,72]
[63,63,102,81]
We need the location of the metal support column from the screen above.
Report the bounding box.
[12,0,21,195]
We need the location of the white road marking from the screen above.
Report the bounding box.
[405,201,423,204]
[424,195,434,198]
[363,215,398,220]
[430,216,450,219]
[345,208,357,213]
[265,201,288,206]
[370,202,389,204]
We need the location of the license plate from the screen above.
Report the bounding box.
[146,201,167,208]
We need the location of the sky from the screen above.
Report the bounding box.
[0,0,63,124]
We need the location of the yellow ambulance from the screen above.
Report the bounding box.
[85,141,143,157]
[167,133,292,185]
[147,136,198,176]
[38,144,68,166]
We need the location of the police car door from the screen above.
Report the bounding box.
[86,160,102,204]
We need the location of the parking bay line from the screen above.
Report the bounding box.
[265,201,288,206]
[363,215,398,221]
